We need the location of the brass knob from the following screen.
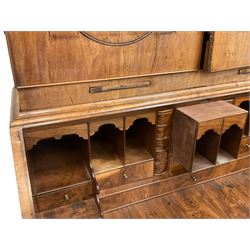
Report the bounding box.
[191,176,197,182]
[123,173,128,179]
[64,194,70,201]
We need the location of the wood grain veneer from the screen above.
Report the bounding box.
[7,32,250,219]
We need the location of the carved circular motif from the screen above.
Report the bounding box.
[80,31,152,46]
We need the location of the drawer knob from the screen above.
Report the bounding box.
[191,176,197,182]
[123,173,128,179]
[64,194,70,201]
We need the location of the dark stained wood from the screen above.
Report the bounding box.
[104,169,250,218]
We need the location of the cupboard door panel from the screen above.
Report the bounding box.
[207,32,250,72]
[6,31,204,86]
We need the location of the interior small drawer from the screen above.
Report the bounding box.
[238,136,250,157]
[123,161,154,185]
[35,182,93,212]
[96,160,154,190]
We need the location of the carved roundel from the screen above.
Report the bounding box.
[80,31,152,46]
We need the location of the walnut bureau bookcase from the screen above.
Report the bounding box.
[7,32,250,219]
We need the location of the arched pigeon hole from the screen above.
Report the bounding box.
[26,134,92,196]
[218,124,243,163]
[192,129,220,172]
[125,118,155,165]
[239,101,249,136]
[90,124,125,174]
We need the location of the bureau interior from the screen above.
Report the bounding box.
[25,115,157,194]
[219,124,243,160]
[90,124,124,174]
[193,129,220,172]
[26,134,91,195]
[125,118,155,165]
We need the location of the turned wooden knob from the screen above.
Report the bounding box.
[123,173,128,179]
[191,176,197,182]
[64,194,70,201]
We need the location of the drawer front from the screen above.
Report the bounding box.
[197,119,223,140]
[122,161,154,185]
[96,160,154,189]
[35,182,93,212]
[222,114,247,133]
[238,137,250,157]
[24,124,88,151]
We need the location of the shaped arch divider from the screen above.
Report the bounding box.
[88,113,156,176]
[193,122,246,172]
